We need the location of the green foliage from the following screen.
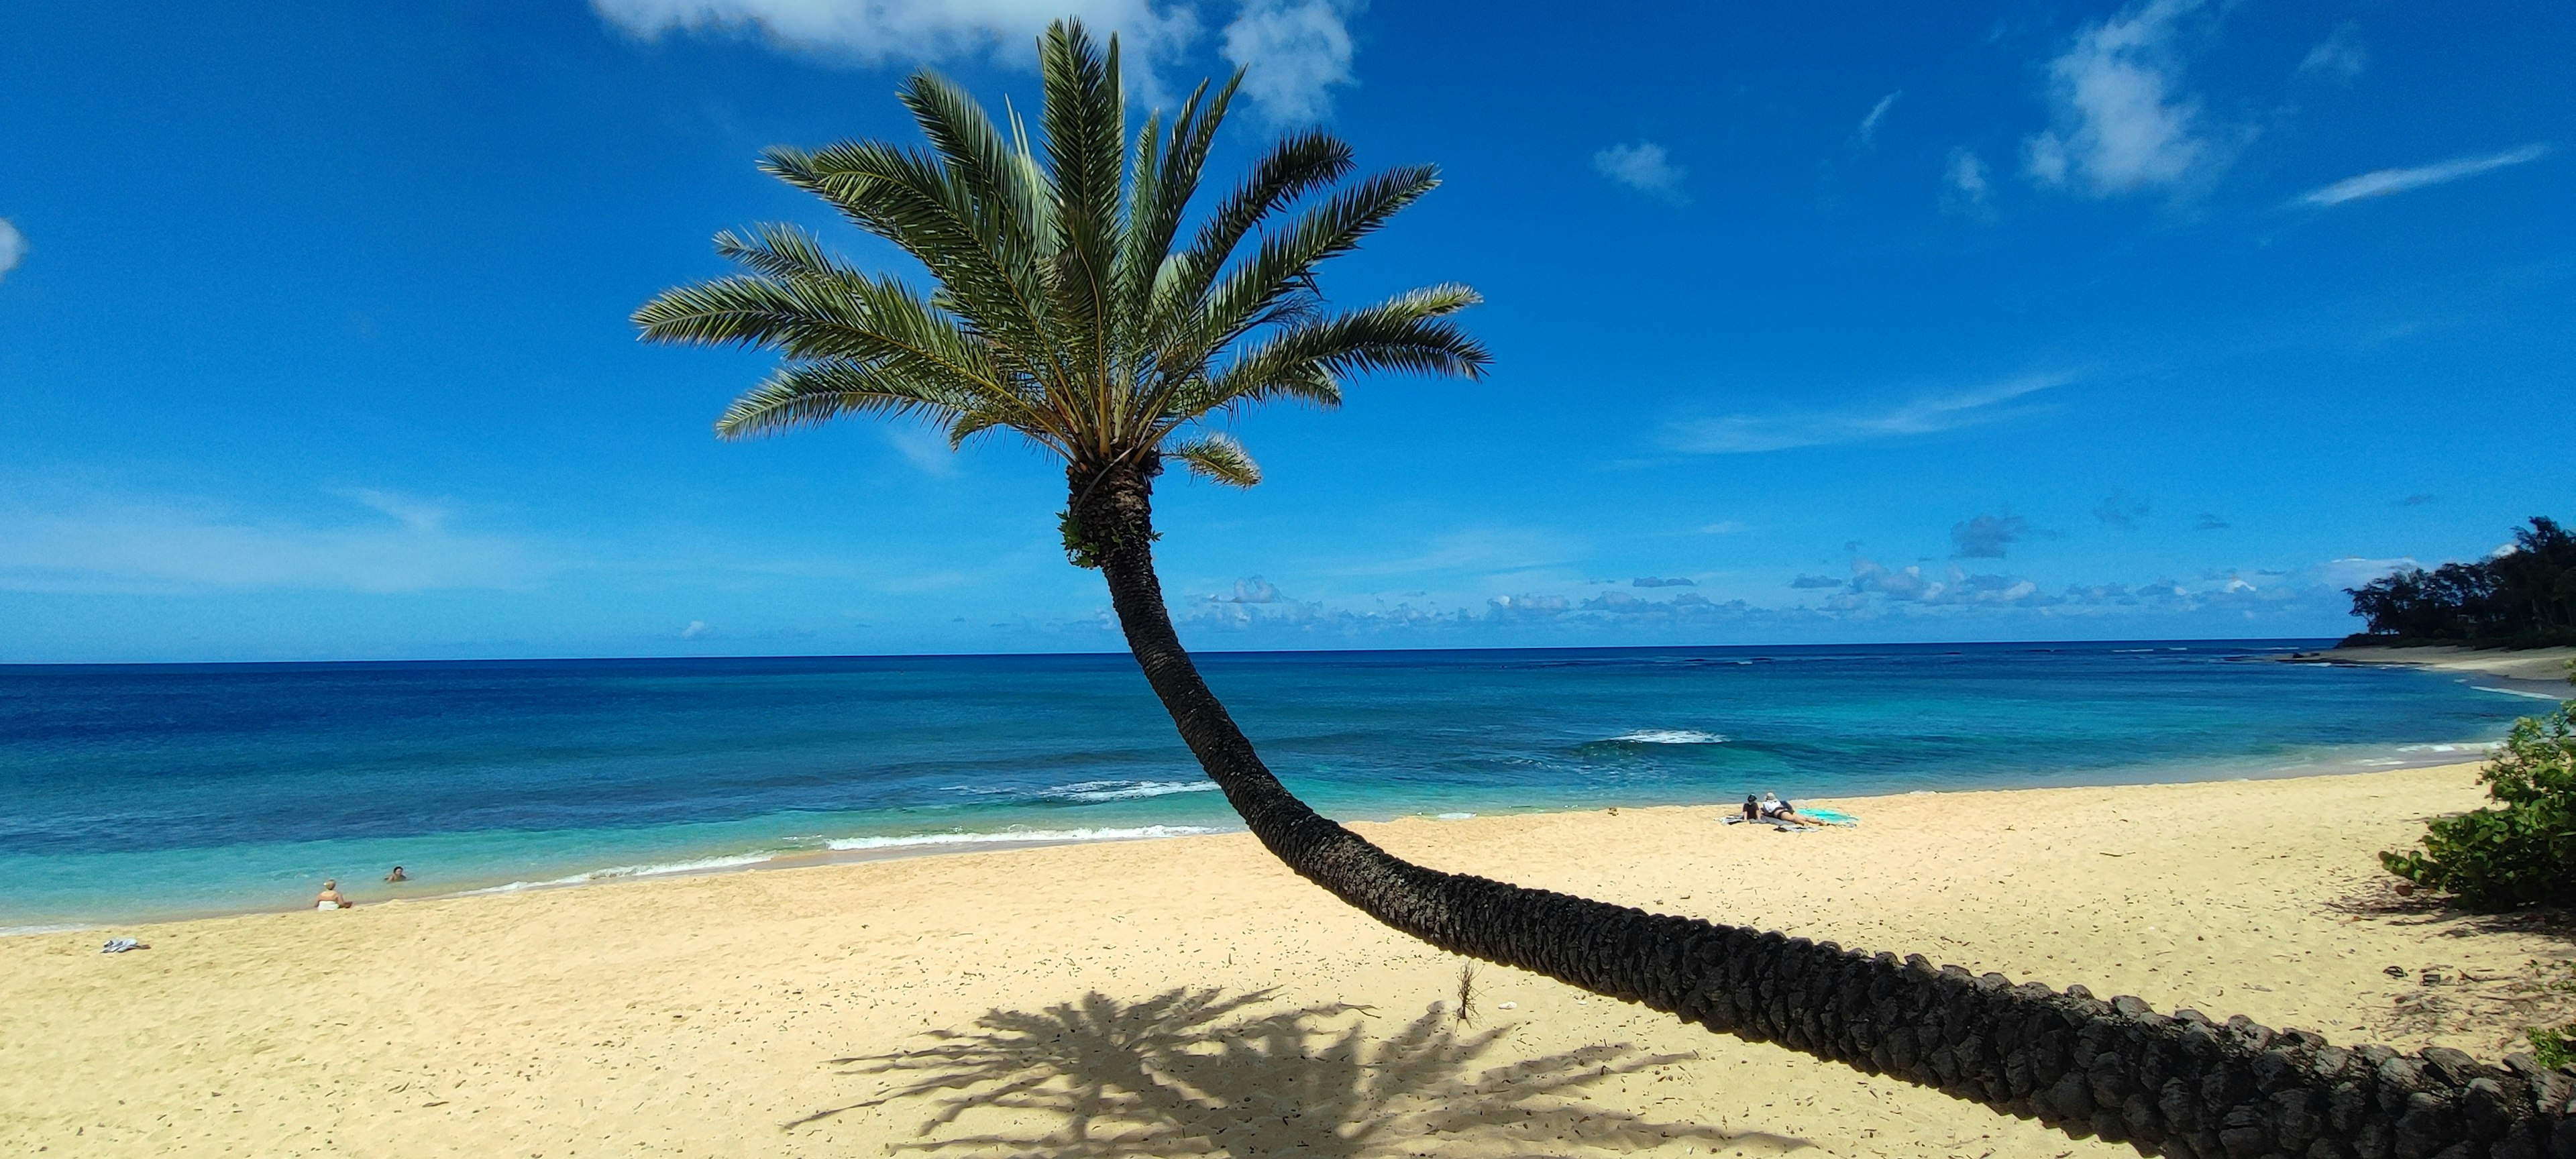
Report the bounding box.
[2349,516,2576,645]
[633,19,1487,516]
[2381,698,2576,909]
[2532,1024,2576,1069]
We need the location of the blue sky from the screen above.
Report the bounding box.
[1,1,2568,662]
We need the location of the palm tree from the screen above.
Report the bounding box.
[633,22,2540,1152]
[633,17,1679,995]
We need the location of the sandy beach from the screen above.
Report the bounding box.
[5,762,2569,1158]
[2286,644,2576,684]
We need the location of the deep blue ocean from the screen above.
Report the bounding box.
[0,640,2548,930]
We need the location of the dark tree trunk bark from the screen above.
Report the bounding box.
[1064,460,2565,1156]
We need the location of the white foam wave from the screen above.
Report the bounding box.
[825,824,1222,850]
[2473,685,2565,701]
[1042,779,1221,803]
[458,851,782,895]
[1,923,94,938]
[1607,729,1728,744]
[2394,742,2504,754]
[1434,812,1475,820]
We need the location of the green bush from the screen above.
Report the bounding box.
[2381,698,2576,909]
[2534,1025,2576,1070]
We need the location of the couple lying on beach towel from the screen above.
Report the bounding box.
[1722,792,1856,831]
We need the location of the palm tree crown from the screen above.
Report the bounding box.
[633,20,1487,557]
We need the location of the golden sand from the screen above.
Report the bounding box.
[5,763,2567,1158]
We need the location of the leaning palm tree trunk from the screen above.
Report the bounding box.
[1083,463,2571,1158]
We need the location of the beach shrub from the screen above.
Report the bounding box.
[2532,1024,2576,1069]
[2381,698,2576,908]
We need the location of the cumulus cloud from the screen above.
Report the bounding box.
[2294,145,2551,207]
[1631,576,1695,588]
[592,0,1360,120]
[0,219,23,284]
[1220,0,1356,122]
[2023,0,2227,197]
[1210,575,1282,603]
[2298,23,2365,80]
[0,487,537,595]
[1593,142,1686,201]
[1670,373,2069,455]
[2094,491,2150,530]
[1950,512,2036,559]
[1858,91,1901,148]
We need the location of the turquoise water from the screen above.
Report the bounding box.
[0,641,2540,929]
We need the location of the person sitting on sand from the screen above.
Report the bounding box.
[314,880,353,910]
[1740,794,1760,821]
[384,866,407,883]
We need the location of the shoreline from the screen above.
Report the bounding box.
[11,743,2509,937]
[2279,642,2576,687]
[8,760,2564,1158]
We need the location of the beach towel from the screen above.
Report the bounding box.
[100,937,146,953]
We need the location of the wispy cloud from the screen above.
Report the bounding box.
[1951,512,2039,559]
[882,426,961,476]
[1220,0,1357,122]
[1593,142,1686,201]
[2023,0,2229,197]
[0,219,24,284]
[2094,491,2150,530]
[2295,145,2552,207]
[0,488,537,594]
[1942,148,1994,217]
[2193,512,2230,531]
[1668,374,2070,455]
[591,0,1356,119]
[1857,91,1901,148]
[2298,22,2365,80]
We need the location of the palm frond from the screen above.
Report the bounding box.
[716,360,988,442]
[1164,165,1442,384]
[1167,431,1263,487]
[1149,129,1352,340]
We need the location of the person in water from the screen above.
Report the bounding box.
[384,866,407,883]
[314,880,354,910]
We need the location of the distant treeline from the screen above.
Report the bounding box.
[2347,516,2576,648]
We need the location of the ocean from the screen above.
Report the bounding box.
[0,640,2546,930]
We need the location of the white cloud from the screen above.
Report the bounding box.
[0,488,535,595]
[2298,23,2365,80]
[2023,0,2224,197]
[2295,145,2551,207]
[1669,373,2069,455]
[592,0,1203,104]
[1942,148,1993,217]
[1593,141,1686,200]
[1858,91,1901,148]
[1220,0,1356,123]
[0,219,23,284]
[882,425,961,475]
[682,620,714,639]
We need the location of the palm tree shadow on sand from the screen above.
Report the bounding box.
[790,987,1809,1157]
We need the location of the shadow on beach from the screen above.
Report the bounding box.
[791,986,1806,1157]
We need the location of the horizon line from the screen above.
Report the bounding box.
[0,635,2350,670]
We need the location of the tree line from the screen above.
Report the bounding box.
[2348,516,2576,647]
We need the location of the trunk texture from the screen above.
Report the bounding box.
[1068,461,2571,1156]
